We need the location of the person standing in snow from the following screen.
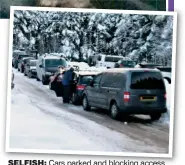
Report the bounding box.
[62,67,75,103]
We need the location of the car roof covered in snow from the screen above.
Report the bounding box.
[75,71,100,76]
[41,55,65,60]
[22,57,34,60]
[104,68,160,73]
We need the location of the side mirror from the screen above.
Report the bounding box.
[39,64,43,68]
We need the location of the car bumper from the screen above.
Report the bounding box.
[30,70,37,77]
[74,91,84,102]
[119,106,167,114]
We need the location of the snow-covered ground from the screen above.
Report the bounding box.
[8,69,170,153]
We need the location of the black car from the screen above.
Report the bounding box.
[18,57,35,73]
[24,60,37,78]
[49,71,99,104]
[71,71,100,105]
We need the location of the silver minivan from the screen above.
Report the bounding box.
[36,55,67,85]
[82,68,167,121]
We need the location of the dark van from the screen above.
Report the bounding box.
[82,68,167,121]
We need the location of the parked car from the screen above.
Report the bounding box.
[134,63,162,69]
[49,70,100,104]
[24,59,37,78]
[68,62,90,71]
[36,54,67,85]
[71,71,100,104]
[135,63,171,84]
[82,68,167,121]
[12,50,25,67]
[90,54,126,68]
[11,70,14,89]
[157,67,172,84]
[13,53,31,69]
[114,59,137,68]
[18,57,35,73]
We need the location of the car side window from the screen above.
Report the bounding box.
[93,74,102,87]
[101,72,124,88]
[42,59,44,67]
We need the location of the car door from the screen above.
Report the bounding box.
[54,73,63,97]
[87,74,102,107]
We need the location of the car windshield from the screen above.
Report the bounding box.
[105,56,123,62]
[23,58,33,63]
[80,75,94,85]
[121,60,136,67]
[30,61,36,66]
[45,59,67,67]
[130,72,165,90]
[18,55,30,59]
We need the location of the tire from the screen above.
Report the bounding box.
[82,95,91,111]
[36,76,40,81]
[150,113,162,121]
[18,68,20,71]
[28,72,32,78]
[110,102,121,120]
[72,93,79,105]
[42,77,48,85]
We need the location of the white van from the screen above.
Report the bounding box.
[36,54,67,85]
[91,54,125,68]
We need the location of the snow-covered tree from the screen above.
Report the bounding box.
[13,10,173,66]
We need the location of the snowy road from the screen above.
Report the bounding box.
[9,69,170,154]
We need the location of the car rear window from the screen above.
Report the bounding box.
[130,72,165,89]
[121,60,136,67]
[80,76,94,85]
[30,61,36,66]
[45,59,67,67]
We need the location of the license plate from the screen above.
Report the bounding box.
[140,96,157,102]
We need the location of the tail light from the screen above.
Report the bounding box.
[124,92,130,102]
[164,93,167,99]
[76,85,85,90]
[120,64,124,67]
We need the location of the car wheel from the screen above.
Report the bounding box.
[36,76,40,81]
[72,93,79,105]
[42,77,48,85]
[28,72,32,78]
[18,68,20,71]
[82,95,91,111]
[110,102,120,120]
[150,113,162,121]
[24,70,27,76]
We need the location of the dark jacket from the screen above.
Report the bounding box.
[62,69,73,86]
